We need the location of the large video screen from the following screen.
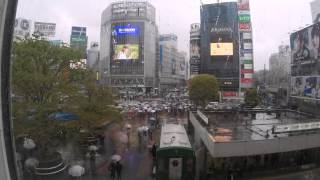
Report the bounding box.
[290,22,320,65]
[210,43,234,56]
[114,44,139,60]
[291,76,320,100]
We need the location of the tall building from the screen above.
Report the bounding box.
[268,45,290,88]
[290,22,320,114]
[190,23,201,78]
[311,0,320,23]
[87,42,100,69]
[159,34,186,93]
[100,1,158,93]
[70,26,88,58]
[200,2,240,96]
[238,0,254,90]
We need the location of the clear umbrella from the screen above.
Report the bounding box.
[25,158,39,169]
[88,145,98,151]
[23,138,36,150]
[111,154,122,162]
[68,165,85,177]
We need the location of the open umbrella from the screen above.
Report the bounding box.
[50,112,79,121]
[111,154,122,162]
[68,165,85,177]
[23,138,36,150]
[88,145,98,151]
[25,158,39,169]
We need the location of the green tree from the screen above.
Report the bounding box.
[188,74,219,106]
[11,37,120,157]
[244,88,260,107]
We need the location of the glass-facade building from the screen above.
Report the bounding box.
[200,2,240,93]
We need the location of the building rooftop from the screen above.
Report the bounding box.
[160,123,191,149]
[196,109,320,142]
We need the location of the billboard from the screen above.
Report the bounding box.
[290,22,320,66]
[291,76,320,100]
[239,14,251,23]
[190,38,200,58]
[34,22,56,37]
[14,18,31,38]
[113,25,140,36]
[210,43,234,56]
[110,22,144,75]
[114,44,139,60]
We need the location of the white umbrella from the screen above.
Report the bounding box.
[68,165,85,177]
[23,138,36,150]
[126,124,132,129]
[111,154,122,162]
[88,145,98,151]
[25,158,39,168]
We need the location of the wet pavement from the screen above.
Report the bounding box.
[23,108,187,180]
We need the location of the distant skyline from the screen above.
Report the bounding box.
[16,0,314,70]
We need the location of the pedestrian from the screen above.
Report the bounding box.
[109,161,116,180]
[115,161,122,180]
[151,143,157,160]
[89,150,96,175]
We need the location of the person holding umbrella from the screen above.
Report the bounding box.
[115,161,123,180]
[109,161,116,180]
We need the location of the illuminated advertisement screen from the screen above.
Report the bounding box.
[210,43,234,56]
[110,22,144,75]
[114,44,139,60]
[113,25,140,36]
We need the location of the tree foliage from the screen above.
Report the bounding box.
[188,74,219,106]
[11,37,120,156]
[244,88,260,107]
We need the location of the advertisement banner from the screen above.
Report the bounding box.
[241,78,253,83]
[223,92,238,97]
[14,18,31,38]
[244,64,253,69]
[114,25,140,36]
[241,69,253,73]
[291,76,320,100]
[239,14,251,23]
[244,43,252,49]
[239,23,251,31]
[242,32,252,39]
[244,73,253,78]
[238,0,250,10]
[190,38,200,58]
[242,59,253,64]
[210,43,234,56]
[290,22,320,67]
[34,22,56,37]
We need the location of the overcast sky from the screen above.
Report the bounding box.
[16,0,314,70]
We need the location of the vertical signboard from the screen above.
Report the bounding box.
[190,23,201,77]
[238,0,254,89]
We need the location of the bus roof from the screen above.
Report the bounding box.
[159,124,192,149]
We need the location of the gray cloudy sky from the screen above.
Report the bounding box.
[16,0,314,70]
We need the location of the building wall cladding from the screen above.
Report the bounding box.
[159,35,186,90]
[100,1,157,88]
[200,2,240,91]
